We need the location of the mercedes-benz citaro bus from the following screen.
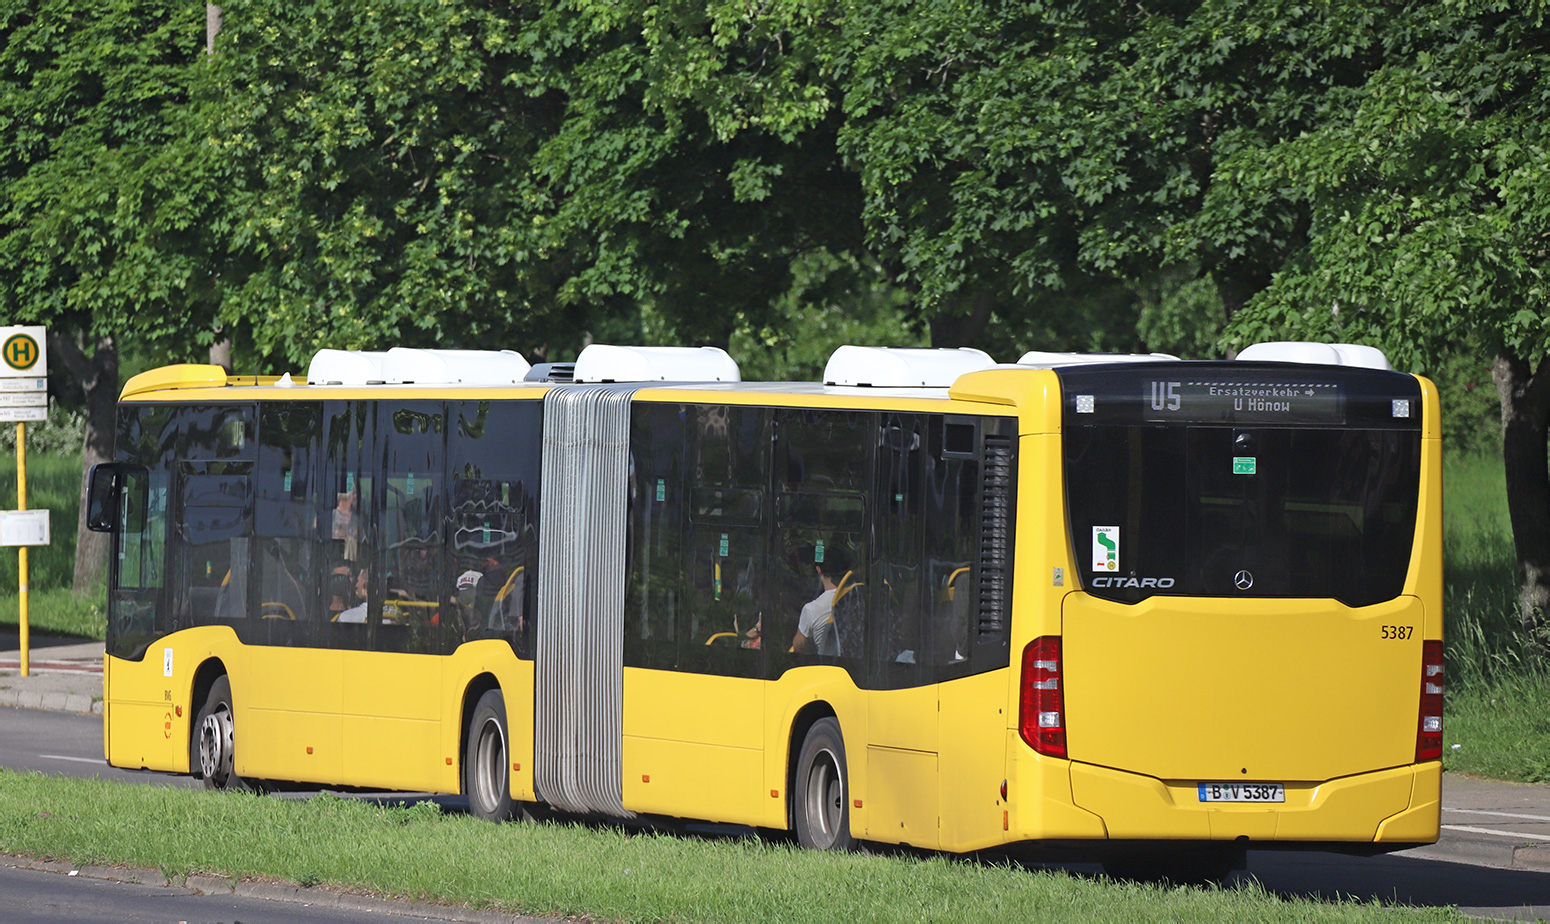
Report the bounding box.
[86,340,1441,880]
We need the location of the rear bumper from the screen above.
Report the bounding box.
[1056,759,1440,845]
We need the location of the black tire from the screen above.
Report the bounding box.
[793,717,855,850]
[192,675,255,792]
[464,689,515,822]
[1102,843,1245,886]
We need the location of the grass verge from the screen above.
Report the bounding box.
[1442,671,1550,782]
[0,586,106,641]
[0,770,1458,923]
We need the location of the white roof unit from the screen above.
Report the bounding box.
[1237,341,1392,370]
[1015,350,1180,368]
[306,347,532,385]
[823,346,996,387]
[383,348,531,384]
[307,349,393,385]
[570,345,741,384]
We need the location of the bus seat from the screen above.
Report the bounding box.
[260,602,295,620]
[832,573,865,659]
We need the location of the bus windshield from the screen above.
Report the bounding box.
[1059,363,1423,607]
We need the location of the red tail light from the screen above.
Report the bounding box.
[1416,640,1444,762]
[1019,636,1066,758]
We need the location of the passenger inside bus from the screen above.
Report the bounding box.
[335,567,369,623]
[792,546,850,656]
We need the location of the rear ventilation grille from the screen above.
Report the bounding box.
[526,362,576,383]
[978,435,1014,638]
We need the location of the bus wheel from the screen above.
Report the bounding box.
[793,717,854,850]
[193,676,253,791]
[465,689,514,822]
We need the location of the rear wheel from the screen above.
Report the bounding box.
[793,717,854,850]
[192,675,255,791]
[465,689,514,822]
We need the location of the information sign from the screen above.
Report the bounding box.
[0,510,50,547]
[0,326,46,376]
[0,326,47,422]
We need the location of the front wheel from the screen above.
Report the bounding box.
[793,717,855,850]
[192,675,255,791]
[465,689,515,822]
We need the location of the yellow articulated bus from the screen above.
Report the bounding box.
[87,340,1441,878]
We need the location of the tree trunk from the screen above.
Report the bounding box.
[928,290,995,348]
[50,332,118,595]
[1491,349,1550,657]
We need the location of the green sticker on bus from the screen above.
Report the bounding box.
[719,533,729,556]
[815,540,825,563]
[407,471,415,495]
[1233,457,1257,475]
[656,478,666,502]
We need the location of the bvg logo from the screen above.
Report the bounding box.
[2,333,39,371]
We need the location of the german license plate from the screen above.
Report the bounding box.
[1197,782,1284,803]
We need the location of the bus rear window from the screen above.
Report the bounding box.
[1060,365,1423,607]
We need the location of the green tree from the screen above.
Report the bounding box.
[0,0,217,591]
[1212,2,1550,647]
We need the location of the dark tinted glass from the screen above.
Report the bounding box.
[447,400,542,658]
[772,409,870,679]
[626,404,686,671]
[1060,364,1423,606]
[318,402,375,649]
[107,405,177,660]
[376,403,445,654]
[680,405,770,679]
[252,402,320,647]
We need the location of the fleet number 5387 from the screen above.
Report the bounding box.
[1380,625,1414,640]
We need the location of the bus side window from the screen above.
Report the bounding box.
[319,401,375,651]
[625,404,685,672]
[254,402,320,647]
[771,409,870,681]
[679,405,768,680]
[870,414,925,690]
[449,400,542,658]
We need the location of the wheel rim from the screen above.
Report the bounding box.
[199,706,234,783]
[803,747,843,848]
[472,716,506,813]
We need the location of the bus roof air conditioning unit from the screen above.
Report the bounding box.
[307,348,533,385]
[1015,351,1180,368]
[382,348,532,384]
[307,349,394,385]
[570,345,741,384]
[1237,341,1392,370]
[823,346,996,387]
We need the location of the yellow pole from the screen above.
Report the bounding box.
[17,421,27,677]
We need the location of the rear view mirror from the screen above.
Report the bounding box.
[85,464,138,532]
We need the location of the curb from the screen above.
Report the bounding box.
[1405,834,1550,873]
[1,854,549,923]
[0,689,103,714]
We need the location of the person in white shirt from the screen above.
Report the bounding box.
[792,552,847,656]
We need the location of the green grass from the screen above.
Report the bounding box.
[0,770,1458,923]
[0,451,86,594]
[1442,451,1525,690]
[1442,671,1550,781]
[0,586,106,640]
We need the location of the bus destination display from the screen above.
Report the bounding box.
[1142,379,1343,424]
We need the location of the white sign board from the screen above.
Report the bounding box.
[0,509,50,546]
[0,326,46,377]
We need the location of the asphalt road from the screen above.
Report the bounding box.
[4,706,1550,920]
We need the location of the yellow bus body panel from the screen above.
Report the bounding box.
[1063,593,1425,782]
[1068,761,1437,842]
[622,667,768,825]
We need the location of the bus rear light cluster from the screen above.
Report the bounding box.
[1019,636,1066,758]
[1416,640,1444,762]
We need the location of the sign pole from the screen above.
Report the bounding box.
[16,420,26,677]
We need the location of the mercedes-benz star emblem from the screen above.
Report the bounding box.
[1234,570,1255,591]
